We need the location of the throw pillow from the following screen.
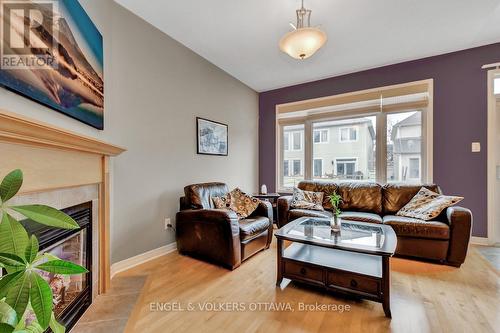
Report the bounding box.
[212,194,231,209]
[396,187,463,221]
[290,187,324,211]
[228,188,260,219]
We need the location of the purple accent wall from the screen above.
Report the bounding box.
[259,43,500,238]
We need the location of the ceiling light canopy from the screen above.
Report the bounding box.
[279,0,327,60]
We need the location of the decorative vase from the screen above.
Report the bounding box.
[261,184,268,195]
[330,215,341,233]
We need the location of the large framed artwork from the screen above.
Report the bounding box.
[0,0,104,129]
[197,117,228,156]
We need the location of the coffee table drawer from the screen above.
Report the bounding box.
[327,270,379,295]
[284,261,324,285]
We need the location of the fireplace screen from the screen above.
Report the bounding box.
[38,229,89,317]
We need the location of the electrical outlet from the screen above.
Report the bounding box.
[164,218,171,230]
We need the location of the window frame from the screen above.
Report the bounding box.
[334,157,358,177]
[275,80,433,192]
[313,158,323,178]
[292,159,302,176]
[338,126,358,143]
[408,156,421,180]
[313,129,329,144]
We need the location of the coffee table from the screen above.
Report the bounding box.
[274,217,397,317]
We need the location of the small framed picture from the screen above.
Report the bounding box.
[196,117,228,156]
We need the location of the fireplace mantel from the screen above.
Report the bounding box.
[0,109,126,293]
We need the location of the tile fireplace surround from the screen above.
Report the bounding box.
[0,109,126,296]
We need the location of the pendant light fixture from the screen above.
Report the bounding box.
[279,0,327,60]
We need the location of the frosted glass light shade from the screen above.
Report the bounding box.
[279,27,327,60]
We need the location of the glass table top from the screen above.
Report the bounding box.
[276,217,396,254]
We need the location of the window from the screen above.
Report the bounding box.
[409,158,420,179]
[336,158,357,178]
[339,127,358,142]
[292,132,302,150]
[495,77,500,95]
[284,133,290,151]
[387,111,423,183]
[282,124,304,188]
[313,159,323,177]
[277,81,431,190]
[313,129,329,143]
[292,160,302,176]
[283,160,289,176]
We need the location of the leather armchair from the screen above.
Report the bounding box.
[176,182,273,269]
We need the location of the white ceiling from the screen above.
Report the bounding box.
[114,0,500,92]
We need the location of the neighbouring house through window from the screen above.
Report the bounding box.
[277,80,432,190]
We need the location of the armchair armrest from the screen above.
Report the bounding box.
[250,200,273,220]
[277,196,293,228]
[445,206,473,267]
[175,209,241,269]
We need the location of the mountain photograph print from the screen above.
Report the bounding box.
[0,0,104,129]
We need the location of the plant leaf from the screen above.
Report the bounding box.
[24,320,44,333]
[0,323,14,333]
[0,302,18,329]
[0,170,23,203]
[48,313,65,333]
[5,272,30,319]
[28,274,52,330]
[0,214,29,258]
[24,236,39,264]
[0,253,25,268]
[0,271,23,299]
[10,206,79,230]
[36,260,88,275]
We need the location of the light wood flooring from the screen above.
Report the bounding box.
[115,241,499,333]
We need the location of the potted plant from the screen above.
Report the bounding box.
[328,191,343,232]
[0,169,87,333]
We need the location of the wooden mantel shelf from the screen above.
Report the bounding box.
[0,109,126,294]
[0,109,125,156]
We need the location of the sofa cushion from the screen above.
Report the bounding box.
[288,209,333,221]
[396,187,463,221]
[338,182,383,215]
[298,181,338,209]
[382,184,441,215]
[340,211,383,224]
[239,216,270,241]
[184,182,229,209]
[290,187,324,211]
[383,215,450,240]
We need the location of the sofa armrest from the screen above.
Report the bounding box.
[175,209,241,269]
[277,196,293,228]
[250,200,273,220]
[445,206,473,266]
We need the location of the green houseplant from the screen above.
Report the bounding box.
[0,169,88,333]
[328,191,343,232]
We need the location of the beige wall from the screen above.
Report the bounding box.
[0,0,259,263]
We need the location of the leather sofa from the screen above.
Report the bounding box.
[278,181,472,267]
[176,182,273,269]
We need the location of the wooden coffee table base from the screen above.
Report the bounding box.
[276,239,392,318]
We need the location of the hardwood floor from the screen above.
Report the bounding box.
[118,241,500,333]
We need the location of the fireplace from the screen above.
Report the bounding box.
[21,201,93,332]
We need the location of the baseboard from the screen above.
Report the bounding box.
[110,242,177,279]
[470,236,491,246]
